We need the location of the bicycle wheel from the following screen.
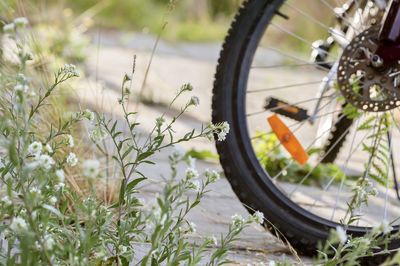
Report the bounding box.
[212,0,400,254]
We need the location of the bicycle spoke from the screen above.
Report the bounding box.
[330,118,365,220]
[251,61,335,69]
[270,23,336,59]
[288,114,360,196]
[317,0,361,33]
[247,80,325,94]
[284,2,349,40]
[264,46,334,72]
[383,131,393,221]
[307,118,363,212]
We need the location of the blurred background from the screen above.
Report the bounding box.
[3,0,243,42]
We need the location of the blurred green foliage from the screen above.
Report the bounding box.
[20,0,241,42]
[253,132,348,187]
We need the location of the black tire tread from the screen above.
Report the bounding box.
[321,112,353,164]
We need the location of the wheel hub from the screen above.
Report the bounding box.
[337,25,400,112]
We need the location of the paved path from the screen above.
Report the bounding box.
[72,31,309,265]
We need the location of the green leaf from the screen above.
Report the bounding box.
[184,148,218,161]
[142,160,155,165]
[343,103,361,119]
[183,129,195,140]
[121,145,135,160]
[119,179,126,204]
[130,123,140,131]
[110,121,118,134]
[126,177,147,193]
[120,256,129,266]
[358,116,376,131]
[126,112,137,117]
[8,139,19,167]
[112,131,122,139]
[137,151,154,161]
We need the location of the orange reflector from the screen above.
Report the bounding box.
[267,114,308,165]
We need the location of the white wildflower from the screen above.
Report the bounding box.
[55,169,65,183]
[359,238,371,246]
[231,214,245,227]
[17,73,27,81]
[156,117,165,128]
[30,187,41,196]
[54,182,65,191]
[206,235,218,246]
[118,245,128,253]
[9,217,28,232]
[45,143,53,153]
[335,226,347,244]
[3,23,15,34]
[375,220,393,235]
[66,135,74,148]
[185,167,199,180]
[82,159,100,178]
[62,64,79,77]
[205,169,220,183]
[26,161,39,170]
[28,141,42,156]
[189,96,200,106]
[1,196,12,206]
[181,83,193,92]
[89,127,107,143]
[14,17,29,27]
[38,154,55,170]
[66,152,78,167]
[14,84,29,93]
[269,261,276,266]
[253,211,264,224]
[28,90,36,97]
[44,234,55,250]
[34,240,42,250]
[381,220,393,234]
[82,109,95,121]
[188,180,201,192]
[215,122,230,141]
[49,196,57,205]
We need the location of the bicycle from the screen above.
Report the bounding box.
[212,0,400,258]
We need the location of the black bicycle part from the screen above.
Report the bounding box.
[212,0,400,256]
